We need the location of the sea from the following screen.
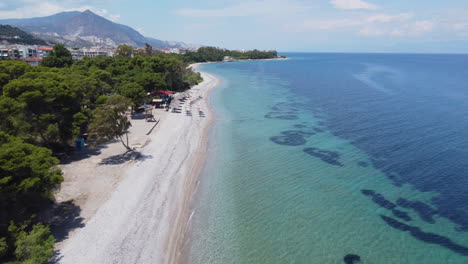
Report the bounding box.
[187,53,468,264]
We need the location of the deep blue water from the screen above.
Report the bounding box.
[189,53,468,263]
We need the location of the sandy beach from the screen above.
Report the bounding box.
[55,64,219,264]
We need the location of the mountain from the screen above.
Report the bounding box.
[0,10,199,49]
[0,25,49,45]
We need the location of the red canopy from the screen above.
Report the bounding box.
[149,90,173,96]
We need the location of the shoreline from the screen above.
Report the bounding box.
[162,64,220,263]
[56,64,221,263]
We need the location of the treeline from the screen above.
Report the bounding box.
[0,44,202,263]
[183,46,280,63]
[0,25,48,45]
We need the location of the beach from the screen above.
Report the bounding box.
[56,64,219,264]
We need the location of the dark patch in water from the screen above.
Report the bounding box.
[343,254,361,264]
[265,112,299,120]
[313,127,325,133]
[380,215,468,256]
[303,147,343,166]
[317,121,326,126]
[270,130,315,146]
[361,189,396,210]
[392,209,412,221]
[270,135,306,146]
[396,198,437,224]
[294,124,307,129]
[282,130,315,137]
[270,102,299,112]
[357,161,368,167]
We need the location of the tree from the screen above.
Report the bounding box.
[2,73,83,146]
[13,224,55,264]
[0,132,63,205]
[88,95,133,151]
[145,43,153,56]
[116,44,134,57]
[119,82,146,111]
[0,132,62,262]
[41,44,73,68]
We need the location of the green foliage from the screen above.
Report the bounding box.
[13,224,55,264]
[0,60,31,91]
[41,44,73,68]
[0,132,63,201]
[119,82,146,110]
[145,43,153,56]
[184,71,203,87]
[0,133,61,262]
[116,44,134,57]
[184,47,279,63]
[88,95,133,151]
[0,237,7,259]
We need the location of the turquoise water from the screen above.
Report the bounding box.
[188,54,468,263]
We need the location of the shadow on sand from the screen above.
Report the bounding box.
[47,201,85,263]
[59,141,116,165]
[99,151,153,165]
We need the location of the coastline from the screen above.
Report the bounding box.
[56,63,220,263]
[162,63,220,264]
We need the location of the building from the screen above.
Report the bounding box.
[70,47,115,60]
[37,46,53,58]
[20,56,42,66]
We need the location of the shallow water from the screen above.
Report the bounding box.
[188,53,468,264]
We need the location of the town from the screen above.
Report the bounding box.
[0,44,190,65]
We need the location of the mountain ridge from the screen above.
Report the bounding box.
[0,24,49,45]
[0,10,199,49]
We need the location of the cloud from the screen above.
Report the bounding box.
[176,0,314,18]
[358,27,384,36]
[453,23,468,31]
[0,0,120,21]
[391,20,435,36]
[366,13,413,23]
[358,20,435,37]
[297,19,361,30]
[290,12,435,38]
[330,0,378,10]
[95,9,120,22]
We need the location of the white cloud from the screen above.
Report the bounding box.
[297,19,361,30]
[358,20,435,37]
[396,20,435,36]
[0,1,120,21]
[330,0,378,10]
[452,23,468,31]
[294,13,413,31]
[366,13,413,23]
[95,9,120,22]
[358,27,384,36]
[290,12,435,38]
[176,0,314,18]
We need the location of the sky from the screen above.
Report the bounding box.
[1,0,468,53]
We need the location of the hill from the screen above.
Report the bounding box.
[0,24,48,45]
[0,10,199,49]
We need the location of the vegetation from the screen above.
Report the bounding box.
[115,44,134,57]
[183,46,279,63]
[0,25,48,46]
[41,44,73,68]
[0,132,62,263]
[0,44,203,263]
[88,95,133,151]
